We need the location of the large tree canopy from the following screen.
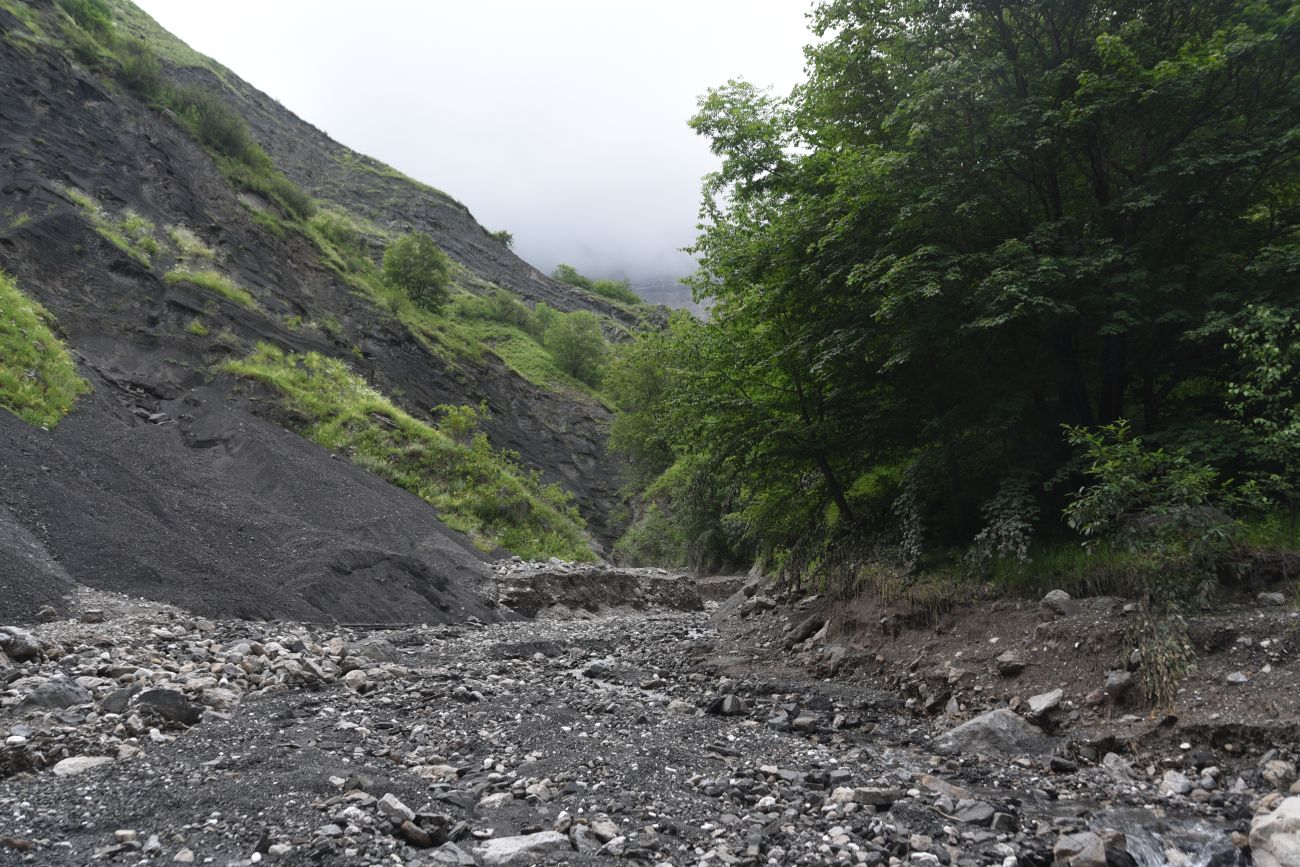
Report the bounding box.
[614,0,1300,571]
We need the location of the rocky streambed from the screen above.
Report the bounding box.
[0,576,1297,866]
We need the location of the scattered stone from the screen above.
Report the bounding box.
[707,694,746,716]
[930,708,1054,757]
[1053,831,1107,867]
[0,626,42,661]
[995,650,1025,676]
[377,793,415,823]
[52,755,112,777]
[1102,670,1136,702]
[1250,796,1300,867]
[473,830,572,865]
[1041,589,1077,618]
[134,689,203,725]
[1262,760,1298,791]
[1160,770,1195,796]
[1027,688,1063,718]
[22,675,92,709]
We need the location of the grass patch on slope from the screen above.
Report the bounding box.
[165,268,257,310]
[223,343,595,561]
[0,271,90,428]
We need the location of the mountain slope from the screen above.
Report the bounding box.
[0,0,633,622]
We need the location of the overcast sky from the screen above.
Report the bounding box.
[133,1,814,282]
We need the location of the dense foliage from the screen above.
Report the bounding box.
[383,233,453,312]
[612,0,1300,587]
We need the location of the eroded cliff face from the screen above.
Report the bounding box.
[0,1,627,622]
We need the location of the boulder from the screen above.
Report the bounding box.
[0,627,42,662]
[473,831,571,865]
[1041,589,1077,618]
[930,708,1054,758]
[784,613,826,648]
[52,755,112,777]
[134,689,203,725]
[1027,688,1063,718]
[1053,831,1107,867]
[1251,796,1300,867]
[22,675,92,709]
[995,650,1025,677]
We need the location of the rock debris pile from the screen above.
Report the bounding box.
[0,581,1297,866]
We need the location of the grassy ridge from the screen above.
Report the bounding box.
[0,272,90,428]
[224,343,595,562]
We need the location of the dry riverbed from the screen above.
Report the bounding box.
[1,569,1297,866]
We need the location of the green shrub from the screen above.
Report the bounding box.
[117,37,161,98]
[528,301,558,340]
[485,289,530,328]
[591,278,640,305]
[0,271,90,428]
[614,503,686,567]
[165,268,257,310]
[543,310,608,386]
[383,233,452,312]
[552,263,594,291]
[185,318,209,336]
[169,85,265,167]
[491,229,514,248]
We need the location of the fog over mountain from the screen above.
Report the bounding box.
[134,0,813,287]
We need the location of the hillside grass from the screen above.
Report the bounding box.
[223,343,595,561]
[0,271,90,428]
[165,268,257,310]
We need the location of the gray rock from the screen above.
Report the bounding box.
[707,694,746,716]
[378,793,415,823]
[952,799,995,826]
[1027,688,1063,717]
[1041,589,1076,618]
[100,685,140,715]
[429,842,476,865]
[589,819,620,843]
[1103,670,1136,701]
[1160,770,1194,796]
[52,755,112,777]
[349,638,400,663]
[930,708,1055,758]
[784,613,826,648]
[134,689,203,725]
[1251,796,1300,867]
[852,787,903,807]
[22,675,92,709]
[995,650,1025,676]
[80,609,106,623]
[0,627,42,662]
[1258,592,1287,607]
[474,831,572,865]
[1226,671,1249,684]
[1262,760,1298,791]
[1054,831,1107,867]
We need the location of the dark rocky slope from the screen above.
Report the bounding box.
[0,1,626,622]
